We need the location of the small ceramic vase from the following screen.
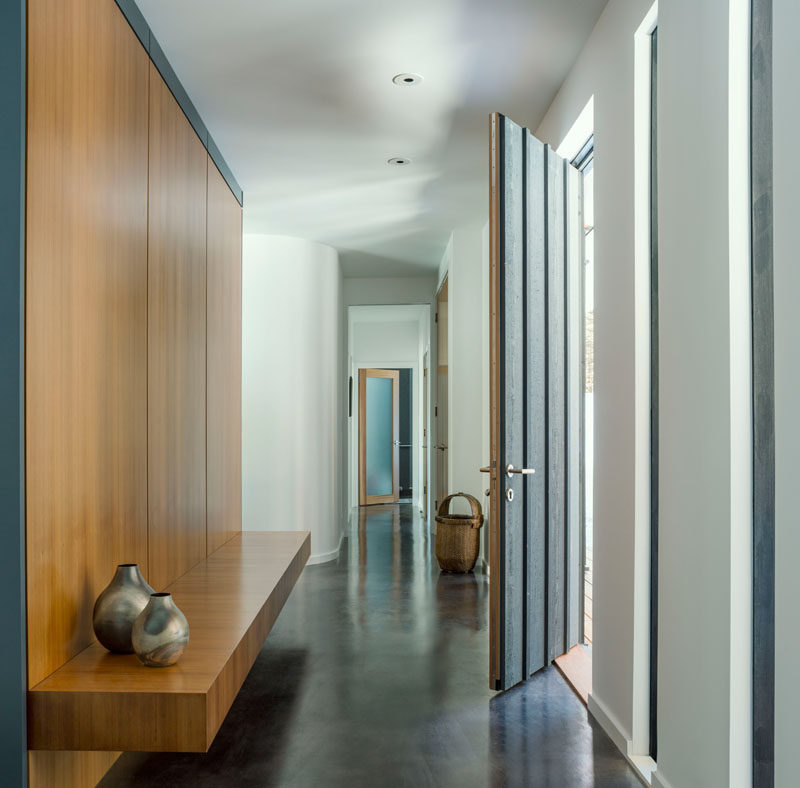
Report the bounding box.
[92,564,155,653]
[132,593,190,667]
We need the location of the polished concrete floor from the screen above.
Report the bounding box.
[100,504,641,788]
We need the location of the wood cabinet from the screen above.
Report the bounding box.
[147,64,210,591]
[28,533,309,753]
[207,159,244,554]
[26,1,151,783]
[25,3,244,785]
[25,0,150,691]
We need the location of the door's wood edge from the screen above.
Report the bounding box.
[489,112,502,690]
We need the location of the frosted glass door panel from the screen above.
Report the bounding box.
[366,377,393,497]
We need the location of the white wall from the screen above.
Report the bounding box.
[344,276,437,307]
[538,1,753,786]
[446,224,489,530]
[536,0,654,767]
[242,234,347,564]
[774,0,799,783]
[352,321,419,361]
[656,0,752,785]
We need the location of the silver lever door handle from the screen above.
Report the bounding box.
[506,464,535,478]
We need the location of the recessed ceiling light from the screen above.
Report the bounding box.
[387,157,412,166]
[392,73,423,86]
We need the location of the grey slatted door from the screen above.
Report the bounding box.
[489,113,582,691]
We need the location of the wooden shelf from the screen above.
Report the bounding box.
[28,531,310,753]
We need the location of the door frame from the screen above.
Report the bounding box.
[434,275,449,512]
[358,368,400,505]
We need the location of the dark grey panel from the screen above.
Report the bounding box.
[113,0,149,49]
[500,115,526,689]
[649,26,659,762]
[546,150,567,662]
[0,1,27,785]
[112,0,244,207]
[525,131,547,678]
[751,0,774,785]
[149,34,209,147]
[208,138,244,206]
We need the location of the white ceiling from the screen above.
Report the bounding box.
[136,0,607,277]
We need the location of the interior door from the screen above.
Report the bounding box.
[487,113,583,691]
[358,368,400,505]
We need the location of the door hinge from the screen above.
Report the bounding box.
[435,406,438,417]
[435,312,438,323]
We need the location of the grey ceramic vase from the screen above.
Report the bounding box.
[92,564,155,653]
[132,593,189,667]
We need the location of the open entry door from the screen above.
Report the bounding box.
[485,113,583,691]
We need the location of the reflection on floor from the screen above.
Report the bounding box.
[99,504,640,788]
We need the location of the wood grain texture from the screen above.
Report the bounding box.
[28,532,310,753]
[206,158,243,555]
[358,369,367,506]
[25,0,149,689]
[554,644,592,705]
[148,64,209,590]
[28,751,121,788]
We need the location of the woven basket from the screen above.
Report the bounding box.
[435,493,484,573]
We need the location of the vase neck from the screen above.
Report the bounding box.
[114,564,143,585]
[148,593,174,609]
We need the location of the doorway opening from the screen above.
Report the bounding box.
[574,138,595,652]
[347,304,431,516]
[435,276,448,511]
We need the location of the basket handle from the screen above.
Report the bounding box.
[437,492,483,525]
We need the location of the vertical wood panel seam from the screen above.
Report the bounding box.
[205,155,209,558]
[111,0,242,206]
[146,61,151,579]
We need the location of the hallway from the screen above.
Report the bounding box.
[99,505,640,788]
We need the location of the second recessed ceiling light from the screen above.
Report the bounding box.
[393,73,423,86]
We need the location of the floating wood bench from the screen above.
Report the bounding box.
[28,531,310,752]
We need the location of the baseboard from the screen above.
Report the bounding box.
[307,531,345,565]
[587,693,629,754]
[587,693,656,786]
[651,771,673,788]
